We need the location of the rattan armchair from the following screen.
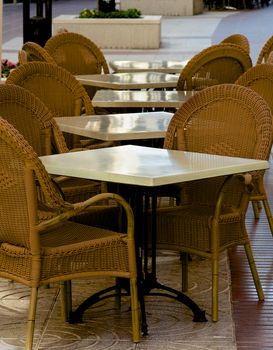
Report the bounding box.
[257,35,273,64]
[235,63,273,234]
[176,43,252,91]
[44,32,109,99]
[220,34,250,54]
[153,84,272,321]
[18,41,57,65]
[6,61,113,150]
[0,116,140,349]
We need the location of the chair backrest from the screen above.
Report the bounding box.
[0,84,68,155]
[6,62,95,148]
[235,63,273,116]
[44,32,110,74]
[266,50,273,64]
[164,84,272,205]
[0,117,67,249]
[257,35,273,64]
[220,34,250,54]
[176,43,252,91]
[18,41,57,65]
[6,61,94,118]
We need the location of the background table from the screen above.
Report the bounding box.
[109,60,188,73]
[55,111,173,141]
[76,72,179,90]
[92,90,195,109]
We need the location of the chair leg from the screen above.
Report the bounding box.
[244,243,264,301]
[181,252,189,292]
[60,280,72,322]
[251,200,261,219]
[211,256,219,322]
[262,197,273,236]
[26,287,38,350]
[129,277,141,343]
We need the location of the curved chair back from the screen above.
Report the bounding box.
[220,33,250,54]
[44,32,109,74]
[235,63,273,115]
[6,61,94,119]
[266,50,273,64]
[18,41,56,65]
[257,35,273,64]
[176,43,252,91]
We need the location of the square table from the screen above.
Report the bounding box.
[55,111,173,141]
[76,72,179,90]
[40,145,269,327]
[92,89,195,109]
[109,60,188,73]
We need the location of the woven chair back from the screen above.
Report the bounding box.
[0,84,68,155]
[257,35,273,64]
[236,63,273,116]
[176,43,252,91]
[18,41,56,65]
[220,34,250,54]
[44,32,109,75]
[164,84,272,205]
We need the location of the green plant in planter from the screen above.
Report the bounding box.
[79,8,142,18]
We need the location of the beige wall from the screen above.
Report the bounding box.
[120,0,204,16]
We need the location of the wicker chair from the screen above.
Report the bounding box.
[235,63,273,233]
[0,83,106,204]
[152,84,272,322]
[0,116,140,349]
[44,32,109,99]
[257,35,273,64]
[18,41,57,65]
[266,50,273,64]
[176,43,252,91]
[220,34,250,54]
[6,61,113,150]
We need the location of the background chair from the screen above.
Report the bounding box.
[44,31,110,99]
[0,83,106,204]
[220,33,250,54]
[176,43,252,91]
[0,116,140,349]
[6,61,113,150]
[18,41,57,65]
[235,63,273,234]
[152,84,272,321]
[256,35,273,64]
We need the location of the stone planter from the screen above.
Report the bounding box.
[52,15,161,49]
[120,0,204,16]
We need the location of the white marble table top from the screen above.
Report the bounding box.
[55,112,173,141]
[92,90,195,108]
[76,72,179,89]
[109,60,188,73]
[40,145,269,187]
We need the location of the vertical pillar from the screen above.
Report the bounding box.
[98,0,116,12]
[23,0,52,46]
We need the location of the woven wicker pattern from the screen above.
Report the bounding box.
[220,34,250,54]
[18,41,57,65]
[0,117,140,349]
[44,32,110,99]
[0,84,102,203]
[155,84,272,322]
[44,32,109,75]
[235,63,273,234]
[257,35,273,64]
[176,43,252,91]
[6,61,113,150]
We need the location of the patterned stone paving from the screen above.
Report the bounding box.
[0,252,236,349]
